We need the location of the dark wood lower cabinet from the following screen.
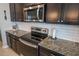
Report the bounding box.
[10,38,17,53]
[38,46,64,56]
[6,32,38,56]
[38,46,55,56]
[6,33,20,55]
[6,32,64,56]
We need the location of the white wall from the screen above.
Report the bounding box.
[0,3,79,48]
[0,3,13,48]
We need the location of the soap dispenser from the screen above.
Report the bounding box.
[52,28,56,39]
[50,27,56,39]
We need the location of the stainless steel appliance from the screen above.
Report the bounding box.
[23,4,45,22]
[21,27,48,45]
[31,27,48,42]
[19,27,48,56]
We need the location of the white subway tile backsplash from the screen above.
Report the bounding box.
[56,24,79,42]
[15,22,79,42]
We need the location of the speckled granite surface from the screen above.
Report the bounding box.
[6,30,29,37]
[6,30,79,56]
[39,37,79,56]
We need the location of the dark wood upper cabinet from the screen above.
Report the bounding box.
[46,3,61,23]
[9,3,24,22]
[62,3,79,25]
[9,3,15,21]
[46,3,79,25]
[9,3,79,25]
[15,4,24,21]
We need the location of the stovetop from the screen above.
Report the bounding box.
[21,33,47,45]
[21,27,48,45]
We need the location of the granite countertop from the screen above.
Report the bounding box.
[39,37,79,56]
[6,30,30,37]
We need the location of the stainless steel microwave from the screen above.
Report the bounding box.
[23,4,45,22]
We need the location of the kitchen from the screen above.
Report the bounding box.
[0,3,79,56]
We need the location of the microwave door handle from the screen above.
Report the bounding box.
[37,8,39,20]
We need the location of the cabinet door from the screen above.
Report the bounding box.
[9,3,24,22]
[10,37,20,54]
[38,46,64,56]
[9,3,16,21]
[46,3,61,23]
[7,33,18,53]
[15,3,24,21]
[63,4,79,25]
[10,38,17,52]
[16,40,21,55]
[38,46,55,56]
